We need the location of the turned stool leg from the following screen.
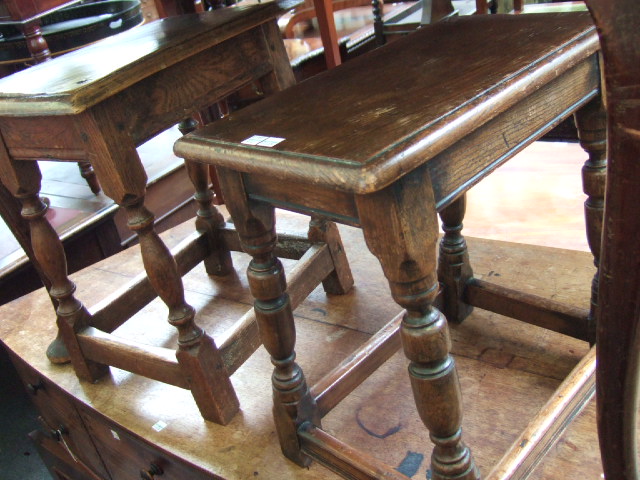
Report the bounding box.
[438,194,474,324]
[218,168,320,466]
[357,169,479,480]
[179,118,233,276]
[81,116,238,424]
[574,95,607,343]
[123,197,239,423]
[0,155,107,379]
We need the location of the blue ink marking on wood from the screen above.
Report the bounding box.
[395,451,424,477]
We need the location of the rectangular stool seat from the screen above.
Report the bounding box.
[177,12,598,205]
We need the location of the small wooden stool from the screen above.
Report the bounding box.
[175,12,603,478]
[0,1,354,426]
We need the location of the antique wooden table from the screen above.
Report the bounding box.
[175,11,602,479]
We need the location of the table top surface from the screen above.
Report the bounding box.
[0,1,296,116]
[176,12,598,194]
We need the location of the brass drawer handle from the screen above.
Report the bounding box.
[140,463,164,479]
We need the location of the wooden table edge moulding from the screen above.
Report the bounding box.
[174,11,606,479]
[0,0,356,426]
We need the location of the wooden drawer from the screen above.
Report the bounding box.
[79,409,219,480]
[8,351,112,480]
[29,430,104,480]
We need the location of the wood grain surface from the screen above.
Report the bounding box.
[0,211,602,479]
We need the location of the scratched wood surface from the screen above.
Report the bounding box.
[0,208,604,479]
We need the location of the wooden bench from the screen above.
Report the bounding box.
[0,0,354,426]
[175,11,603,478]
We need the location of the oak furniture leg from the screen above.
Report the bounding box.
[0,151,107,378]
[438,194,474,324]
[574,95,606,344]
[84,114,238,424]
[356,169,479,480]
[179,117,233,277]
[218,168,321,466]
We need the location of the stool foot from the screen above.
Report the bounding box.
[46,331,70,365]
[308,217,354,295]
[176,331,239,424]
[438,194,474,324]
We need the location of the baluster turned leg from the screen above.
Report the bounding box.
[357,168,479,480]
[0,155,107,379]
[218,168,320,466]
[80,115,238,424]
[179,118,232,276]
[307,216,354,295]
[124,198,239,423]
[438,194,474,324]
[574,95,607,343]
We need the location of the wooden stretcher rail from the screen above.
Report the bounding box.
[89,227,317,333]
[219,243,336,375]
[77,327,188,388]
[311,311,402,417]
[487,346,596,479]
[89,230,209,332]
[299,424,410,480]
[465,278,590,341]
[77,243,336,390]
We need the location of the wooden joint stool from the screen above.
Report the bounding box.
[175,12,603,477]
[0,1,354,426]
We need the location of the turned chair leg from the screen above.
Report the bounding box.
[574,95,607,344]
[123,197,239,423]
[438,194,474,324]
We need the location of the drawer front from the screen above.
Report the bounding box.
[79,410,220,480]
[8,352,111,480]
[30,430,103,480]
